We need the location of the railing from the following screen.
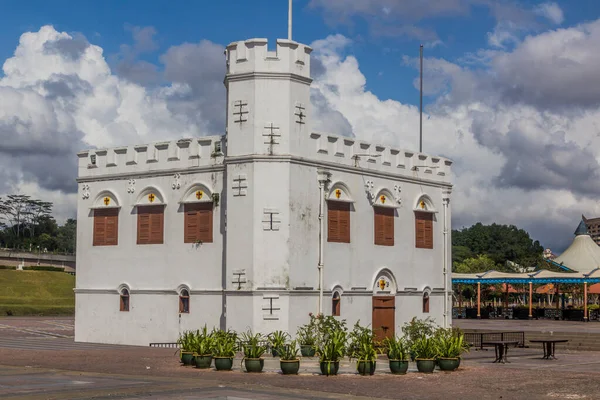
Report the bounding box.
[464,332,525,350]
[149,342,178,348]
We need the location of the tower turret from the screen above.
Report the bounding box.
[224,38,312,157]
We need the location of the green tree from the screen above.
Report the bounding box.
[56,219,76,253]
[452,223,544,270]
[454,254,498,274]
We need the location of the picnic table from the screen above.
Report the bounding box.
[529,339,569,360]
[482,340,519,364]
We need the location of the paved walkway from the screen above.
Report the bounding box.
[2,317,600,399]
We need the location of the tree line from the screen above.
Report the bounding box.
[0,194,76,254]
[452,222,545,274]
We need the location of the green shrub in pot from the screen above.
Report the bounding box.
[383,335,410,374]
[279,339,301,375]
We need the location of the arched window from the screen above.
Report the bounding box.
[423,292,430,313]
[179,289,190,313]
[332,292,341,316]
[120,288,130,312]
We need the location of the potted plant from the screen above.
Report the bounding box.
[383,335,410,374]
[177,330,196,366]
[401,317,438,361]
[268,330,290,357]
[435,329,468,371]
[347,322,379,376]
[279,340,301,375]
[212,329,237,371]
[192,326,214,369]
[317,329,347,376]
[412,336,438,373]
[296,316,317,357]
[241,330,266,373]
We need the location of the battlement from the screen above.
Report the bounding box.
[225,38,312,80]
[77,135,225,179]
[309,132,453,183]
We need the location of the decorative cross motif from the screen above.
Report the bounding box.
[171,173,181,190]
[232,270,247,290]
[233,100,249,126]
[81,184,90,200]
[294,104,306,125]
[127,179,136,194]
[263,123,281,155]
[265,298,277,314]
[262,294,280,320]
[262,208,281,231]
[148,193,155,203]
[104,197,111,206]
[232,174,248,197]
[196,190,204,200]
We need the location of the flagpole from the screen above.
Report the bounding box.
[288,0,292,40]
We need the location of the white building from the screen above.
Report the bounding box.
[75,37,453,346]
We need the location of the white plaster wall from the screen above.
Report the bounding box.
[224,162,255,290]
[74,292,221,345]
[76,170,225,292]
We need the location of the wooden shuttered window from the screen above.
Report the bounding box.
[327,201,350,243]
[137,205,164,245]
[93,208,119,246]
[415,212,433,249]
[184,203,213,243]
[374,207,394,246]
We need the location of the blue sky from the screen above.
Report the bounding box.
[2,0,594,106]
[1,0,600,252]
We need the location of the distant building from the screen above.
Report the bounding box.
[583,215,600,246]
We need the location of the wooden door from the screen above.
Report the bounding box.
[372,296,395,342]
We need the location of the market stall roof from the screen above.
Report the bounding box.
[452,269,600,284]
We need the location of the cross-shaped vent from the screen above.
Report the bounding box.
[262,208,281,231]
[263,123,281,155]
[232,269,247,290]
[233,100,249,126]
[262,294,280,320]
[294,104,306,125]
[232,174,248,197]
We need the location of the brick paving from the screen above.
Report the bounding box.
[1,317,600,399]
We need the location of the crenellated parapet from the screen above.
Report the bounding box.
[77,135,225,179]
[309,132,452,183]
[225,38,312,79]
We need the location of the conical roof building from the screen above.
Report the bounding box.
[553,218,600,273]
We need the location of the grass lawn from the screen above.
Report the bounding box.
[0,270,74,316]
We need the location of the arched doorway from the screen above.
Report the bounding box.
[372,269,397,343]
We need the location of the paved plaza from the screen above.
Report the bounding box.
[1,317,600,399]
